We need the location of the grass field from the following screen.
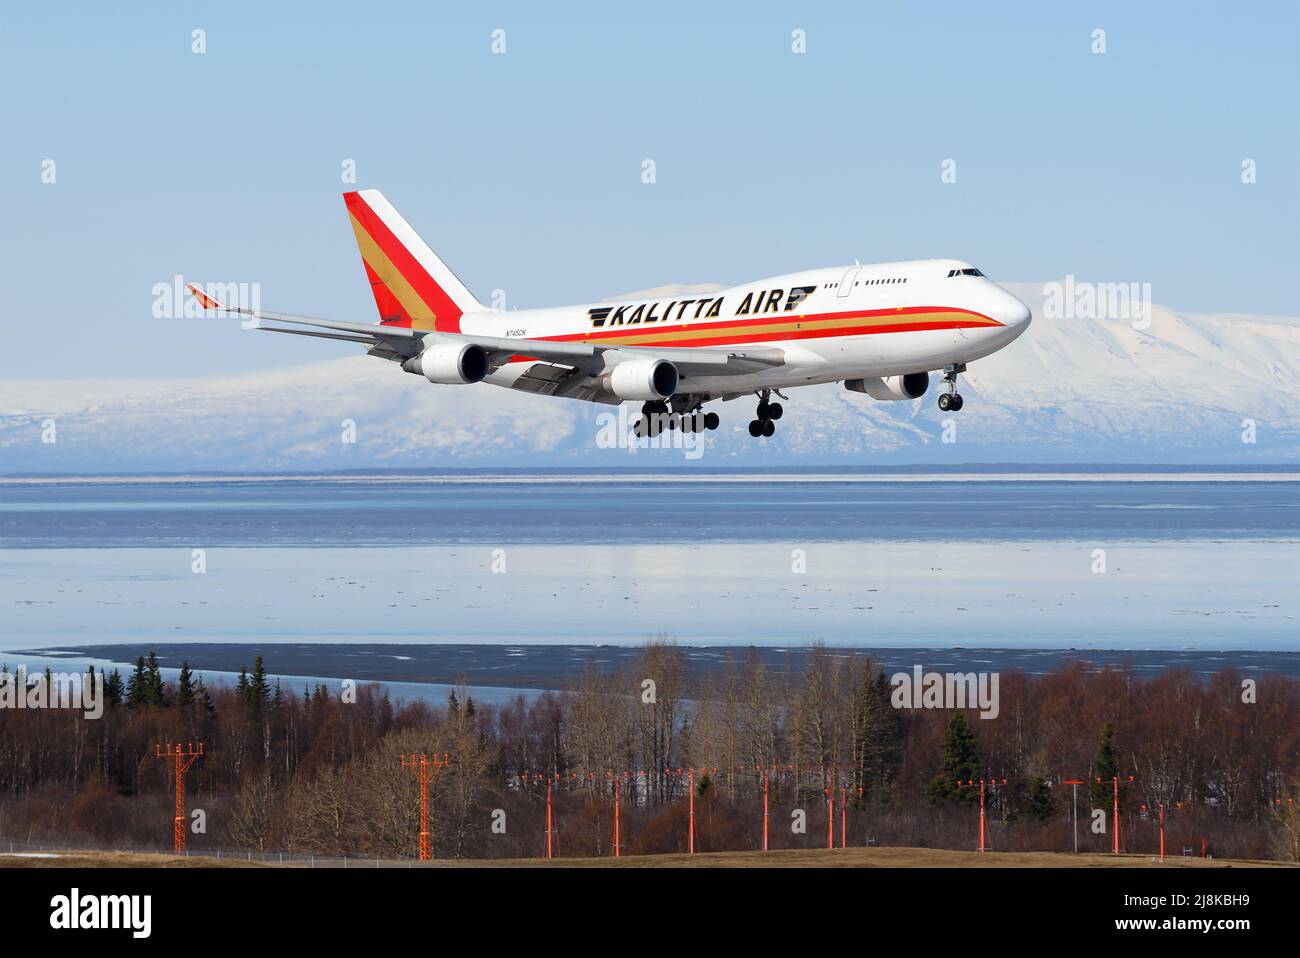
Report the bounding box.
[2,846,1291,868]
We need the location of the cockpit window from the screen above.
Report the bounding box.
[947,268,984,278]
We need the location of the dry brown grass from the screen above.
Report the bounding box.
[0,851,262,868]
[4,845,1290,868]
[443,846,1290,868]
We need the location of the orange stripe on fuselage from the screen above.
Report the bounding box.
[543,305,996,346]
[498,305,999,364]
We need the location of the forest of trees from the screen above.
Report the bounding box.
[1,643,1298,862]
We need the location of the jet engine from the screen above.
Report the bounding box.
[844,372,930,401]
[403,342,489,384]
[603,358,679,401]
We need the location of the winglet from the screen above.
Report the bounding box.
[186,283,227,311]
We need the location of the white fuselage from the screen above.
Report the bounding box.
[465,258,1030,397]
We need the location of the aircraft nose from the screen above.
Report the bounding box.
[993,292,1031,333]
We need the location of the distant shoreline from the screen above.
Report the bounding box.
[17,643,1300,687]
[3,469,1298,485]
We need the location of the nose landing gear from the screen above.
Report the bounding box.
[748,390,784,438]
[937,363,966,412]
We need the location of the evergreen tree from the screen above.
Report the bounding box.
[104,669,124,707]
[126,656,148,709]
[249,656,271,711]
[176,660,195,708]
[235,667,250,702]
[927,713,981,804]
[1013,776,1059,823]
[194,676,215,714]
[145,651,165,707]
[852,667,904,802]
[1091,723,1125,810]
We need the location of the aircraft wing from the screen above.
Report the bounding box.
[433,331,786,377]
[188,284,787,393]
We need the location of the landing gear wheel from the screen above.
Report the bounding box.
[637,401,668,438]
[752,391,784,437]
[704,411,720,431]
[937,363,966,413]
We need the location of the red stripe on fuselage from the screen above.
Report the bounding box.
[498,306,999,364]
[539,304,996,344]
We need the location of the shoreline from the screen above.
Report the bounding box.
[15,643,1300,688]
[2,471,1299,485]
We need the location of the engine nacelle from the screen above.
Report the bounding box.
[845,372,930,401]
[403,342,489,384]
[602,359,679,401]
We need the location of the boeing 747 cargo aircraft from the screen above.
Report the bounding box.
[190,189,1031,438]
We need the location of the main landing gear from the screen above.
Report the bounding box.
[937,363,966,412]
[748,390,784,438]
[635,401,720,438]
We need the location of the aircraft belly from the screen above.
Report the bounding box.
[480,325,1003,400]
[682,327,973,393]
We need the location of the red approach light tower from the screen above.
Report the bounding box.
[522,771,565,859]
[738,763,777,852]
[601,770,629,859]
[1140,800,1182,863]
[1097,775,1135,855]
[688,767,695,854]
[155,742,204,853]
[401,752,450,861]
[672,766,716,854]
[956,777,1007,853]
[763,766,771,852]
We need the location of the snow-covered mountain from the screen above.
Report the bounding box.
[1,281,1297,472]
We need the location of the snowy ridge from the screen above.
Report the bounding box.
[0,280,1296,470]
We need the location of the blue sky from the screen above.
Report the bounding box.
[1,0,1296,380]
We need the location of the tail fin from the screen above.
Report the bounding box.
[343,189,483,332]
